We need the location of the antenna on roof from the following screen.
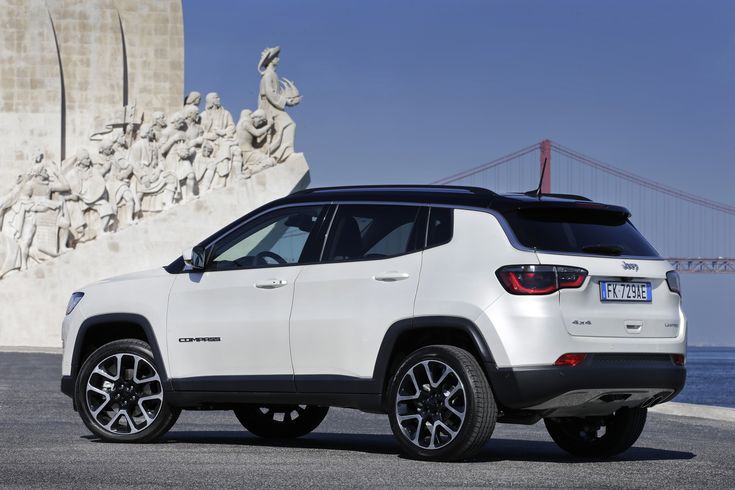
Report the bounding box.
[525,157,548,198]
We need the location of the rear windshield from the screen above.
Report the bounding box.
[502,207,659,257]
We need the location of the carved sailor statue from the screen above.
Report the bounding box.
[257,46,302,163]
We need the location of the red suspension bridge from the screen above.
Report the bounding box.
[433,140,735,274]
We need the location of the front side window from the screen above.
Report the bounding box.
[209,205,325,270]
[323,204,422,262]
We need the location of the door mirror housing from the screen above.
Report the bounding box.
[183,245,207,270]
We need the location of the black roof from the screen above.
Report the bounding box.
[282,185,498,207]
[275,184,603,210]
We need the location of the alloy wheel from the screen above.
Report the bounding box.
[395,360,466,450]
[85,353,163,434]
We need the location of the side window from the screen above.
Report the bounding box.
[209,205,325,270]
[427,207,453,247]
[324,204,422,262]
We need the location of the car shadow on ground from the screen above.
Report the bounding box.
[93,431,694,463]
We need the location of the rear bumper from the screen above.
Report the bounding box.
[487,353,686,416]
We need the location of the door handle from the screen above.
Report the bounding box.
[373,272,410,282]
[254,279,288,289]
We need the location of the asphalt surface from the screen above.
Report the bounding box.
[1,352,733,488]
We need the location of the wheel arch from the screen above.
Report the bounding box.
[70,313,169,386]
[372,316,496,398]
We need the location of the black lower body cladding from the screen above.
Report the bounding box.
[485,353,686,410]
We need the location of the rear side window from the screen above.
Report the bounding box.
[502,207,659,257]
[323,204,422,261]
[427,207,453,247]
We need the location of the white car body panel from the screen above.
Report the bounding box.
[290,253,422,378]
[536,252,681,339]
[61,268,175,376]
[166,266,302,379]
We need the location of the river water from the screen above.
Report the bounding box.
[676,346,735,408]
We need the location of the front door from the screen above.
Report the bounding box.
[166,204,327,391]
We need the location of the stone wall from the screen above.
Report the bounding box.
[0,0,63,193]
[0,0,184,197]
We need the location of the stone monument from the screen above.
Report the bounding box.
[0,4,311,348]
[0,43,309,281]
[0,0,185,198]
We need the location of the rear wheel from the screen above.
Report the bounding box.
[234,405,329,438]
[544,407,647,457]
[387,345,497,461]
[75,339,180,442]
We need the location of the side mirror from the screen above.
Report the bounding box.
[182,245,206,270]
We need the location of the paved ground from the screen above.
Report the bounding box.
[1,352,733,488]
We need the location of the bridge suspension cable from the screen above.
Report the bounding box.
[433,140,735,273]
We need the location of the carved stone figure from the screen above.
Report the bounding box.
[129,124,177,211]
[237,109,276,177]
[27,149,71,198]
[160,112,196,201]
[184,91,201,112]
[201,92,235,140]
[112,132,130,163]
[14,166,68,266]
[64,148,115,240]
[150,111,168,142]
[24,149,72,251]
[97,139,139,225]
[200,92,236,183]
[183,105,204,146]
[193,141,216,192]
[257,46,302,163]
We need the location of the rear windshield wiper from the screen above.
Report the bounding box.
[581,244,624,256]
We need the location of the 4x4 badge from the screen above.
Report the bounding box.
[622,261,639,272]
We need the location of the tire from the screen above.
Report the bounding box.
[75,339,180,443]
[234,405,329,438]
[387,345,497,461]
[544,407,648,457]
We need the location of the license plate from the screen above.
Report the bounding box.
[600,281,652,302]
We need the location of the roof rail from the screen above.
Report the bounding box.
[291,184,497,196]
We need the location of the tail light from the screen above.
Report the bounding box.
[671,354,685,366]
[554,353,587,367]
[496,265,587,295]
[666,271,681,296]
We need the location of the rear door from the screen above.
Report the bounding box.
[505,205,682,339]
[289,203,425,383]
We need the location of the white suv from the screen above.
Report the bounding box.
[61,185,686,461]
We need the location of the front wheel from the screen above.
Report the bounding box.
[75,339,180,442]
[544,407,647,457]
[387,345,497,461]
[234,405,329,438]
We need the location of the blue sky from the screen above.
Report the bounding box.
[183,0,735,345]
